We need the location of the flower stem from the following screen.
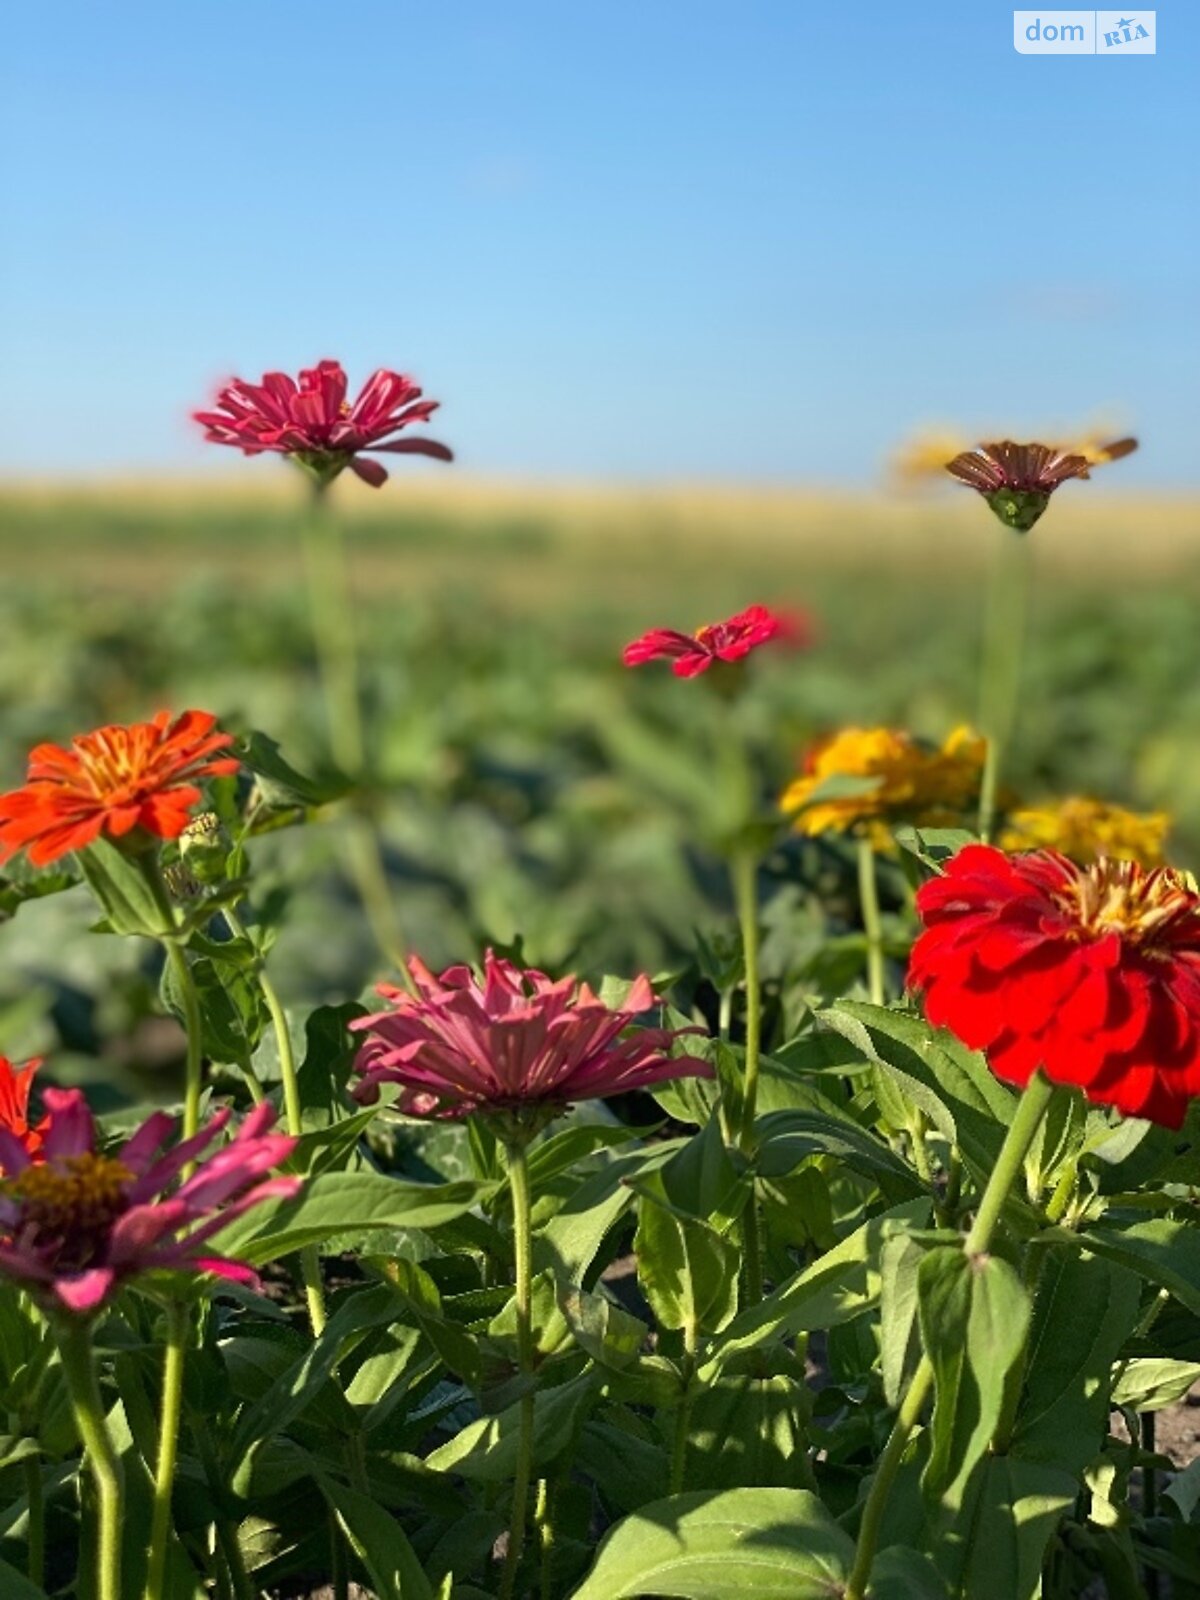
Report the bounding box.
[977,529,1031,843]
[223,906,326,1334]
[500,1138,535,1600]
[731,846,765,1304]
[669,1332,698,1495]
[144,1301,188,1600]
[844,1071,1056,1600]
[856,834,886,1006]
[22,1451,44,1589]
[165,942,204,1144]
[301,481,412,985]
[57,1319,123,1600]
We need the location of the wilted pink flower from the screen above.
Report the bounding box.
[0,1092,300,1315]
[945,438,1137,531]
[351,953,712,1120]
[623,604,798,678]
[194,359,453,487]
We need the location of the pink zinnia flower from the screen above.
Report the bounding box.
[194,359,453,487]
[351,952,712,1121]
[622,604,797,678]
[0,1092,300,1315]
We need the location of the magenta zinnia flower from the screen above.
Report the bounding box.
[0,1092,300,1315]
[623,604,798,678]
[194,359,453,487]
[351,953,712,1122]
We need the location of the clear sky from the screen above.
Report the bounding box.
[1,2,1195,485]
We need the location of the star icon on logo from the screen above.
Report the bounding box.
[1115,15,1136,25]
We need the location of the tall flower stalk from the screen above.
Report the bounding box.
[302,480,411,979]
[976,527,1030,842]
[499,1134,535,1600]
[843,1072,1057,1600]
[57,1316,124,1600]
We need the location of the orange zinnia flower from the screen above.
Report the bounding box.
[0,1056,48,1169]
[0,711,239,868]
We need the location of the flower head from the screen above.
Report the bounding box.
[1001,796,1170,868]
[622,604,799,678]
[0,711,238,868]
[0,1093,300,1315]
[781,725,985,850]
[351,952,712,1126]
[945,437,1137,531]
[0,1057,48,1169]
[194,360,453,488]
[909,844,1200,1127]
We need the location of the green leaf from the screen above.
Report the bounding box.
[569,1487,853,1599]
[879,1232,926,1406]
[0,1557,49,1599]
[937,1457,1076,1600]
[0,857,80,923]
[211,1171,495,1265]
[681,1363,815,1493]
[536,1143,679,1284]
[700,1199,929,1378]
[76,836,174,936]
[1013,1249,1141,1476]
[238,729,350,810]
[318,1477,434,1600]
[162,952,265,1068]
[870,1547,949,1600]
[918,1246,1029,1500]
[559,1286,647,1370]
[755,1109,925,1201]
[426,1372,596,1482]
[634,1191,740,1340]
[525,1122,643,1188]
[822,1002,1015,1181]
[382,1260,482,1385]
[1072,1218,1200,1314]
[1111,1358,1200,1411]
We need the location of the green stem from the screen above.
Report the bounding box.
[844,1072,1056,1600]
[976,529,1031,843]
[144,1302,188,1600]
[856,834,886,1006]
[224,905,326,1335]
[166,943,204,1144]
[22,1451,44,1590]
[301,481,412,985]
[535,1477,553,1600]
[732,847,763,1149]
[732,847,765,1304]
[962,1073,1055,1256]
[669,1332,698,1495]
[57,1319,123,1600]
[500,1138,535,1600]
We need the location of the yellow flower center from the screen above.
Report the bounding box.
[1062,859,1197,946]
[6,1154,131,1250]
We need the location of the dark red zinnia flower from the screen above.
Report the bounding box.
[908,844,1200,1127]
[0,711,239,868]
[351,952,711,1120]
[945,438,1137,531]
[194,359,453,487]
[622,604,799,678]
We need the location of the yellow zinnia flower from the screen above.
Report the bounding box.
[781,725,986,850]
[1000,796,1170,868]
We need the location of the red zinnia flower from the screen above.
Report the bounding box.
[0,1056,49,1169]
[908,844,1200,1127]
[351,952,712,1121]
[0,1093,300,1315]
[623,604,798,678]
[0,710,239,868]
[945,438,1137,531]
[194,360,453,487]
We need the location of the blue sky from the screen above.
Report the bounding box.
[1,2,1195,484]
